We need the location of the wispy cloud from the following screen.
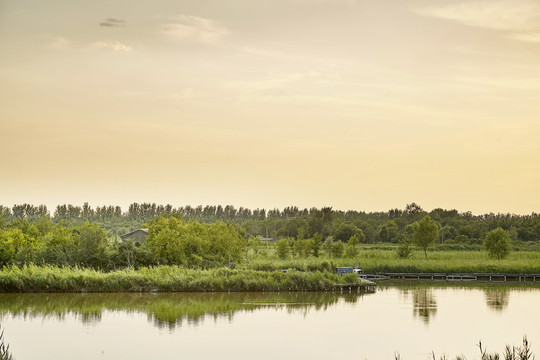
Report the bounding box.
[506,32,540,43]
[40,34,71,49]
[414,0,540,31]
[161,15,228,44]
[100,18,126,27]
[455,76,540,91]
[91,40,132,51]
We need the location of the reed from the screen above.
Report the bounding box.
[0,325,13,360]
[0,265,366,293]
[394,337,533,360]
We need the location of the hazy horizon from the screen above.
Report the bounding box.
[1,0,539,215]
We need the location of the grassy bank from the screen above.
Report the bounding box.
[245,250,540,273]
[0,265,366,293]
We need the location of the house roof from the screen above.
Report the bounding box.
[120,228,149,239]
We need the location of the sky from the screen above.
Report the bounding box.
[1,0,539,215]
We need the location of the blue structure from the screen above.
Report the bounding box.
[336,267,354,277]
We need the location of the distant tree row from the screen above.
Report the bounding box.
[1,203,539,245]
[0,211,522,270]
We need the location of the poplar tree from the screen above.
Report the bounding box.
[412,215,439,259]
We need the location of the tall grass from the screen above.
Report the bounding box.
[0,265,368,293]
[245,250,540,273]
[395,337,534,360]
[0,325,13,360]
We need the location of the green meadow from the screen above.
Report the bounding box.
[244,248,540,274]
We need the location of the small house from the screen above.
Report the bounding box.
[336,267,354,277]
[120,228,149,244]
[258,236,279,244]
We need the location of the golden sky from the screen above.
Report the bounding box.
[1,0,539,214]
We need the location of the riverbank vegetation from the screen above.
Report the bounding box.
[0,203,539,276]
[0,265,365,293]
[244,250,540,273]
[395,337,534,360]
[0,325,13,360]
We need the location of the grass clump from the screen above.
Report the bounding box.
[394,337,533,360]
[0,325,13,360]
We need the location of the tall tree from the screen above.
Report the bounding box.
[412,215,439,259]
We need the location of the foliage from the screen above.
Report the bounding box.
[396,237,413,259]
[484,227,512,260]
[412,216,439,259]
[322,238,333,256]
[331,240,345,258]
[0,202,538,272]
[311,233,323,257]
[275,239,289,260]
[0,231,15,267]
[77,222,108,268]
[145,215,245,267]
[344,234,360,257]
[334,223,365,242]
[378,220,400,243]
[247,236,264,255]
[110,241,155,269]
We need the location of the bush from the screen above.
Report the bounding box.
[275,239,289,260]
[396,238,413,259]
[484,228,512,260]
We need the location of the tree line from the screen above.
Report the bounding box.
[0,214,245,270]
[0,205,524,270]
[1,202,539,245]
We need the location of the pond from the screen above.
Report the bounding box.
[1,283,539,359]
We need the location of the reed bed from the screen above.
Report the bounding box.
[0,265,360,293]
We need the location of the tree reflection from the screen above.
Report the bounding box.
[412,288,437,324]
[0,292,372,330]
[484,288,510,312]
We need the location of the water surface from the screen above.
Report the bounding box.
[1,283,539,359]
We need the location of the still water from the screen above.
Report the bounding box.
[1,283,539,360]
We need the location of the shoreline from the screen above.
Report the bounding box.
[2,265,540,293]
[0,265,374,293]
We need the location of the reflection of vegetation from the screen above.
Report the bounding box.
[396,287,438,324]
[0,292,368,330]
[387,282,540,324]
[411,288,437,324]
[484,288,510,312]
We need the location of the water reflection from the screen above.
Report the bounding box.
[1,283,538,331]
[484,288,510,312]
[0,292,368,330]
[397,287,438,324]
[412,288,437,324]
[384,282,540,323]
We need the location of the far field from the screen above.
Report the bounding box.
[243,245,540,274]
